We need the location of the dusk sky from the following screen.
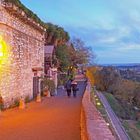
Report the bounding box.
[21,0,140,64]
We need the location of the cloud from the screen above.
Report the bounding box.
[117,43,140,52]
[21,0,140,64]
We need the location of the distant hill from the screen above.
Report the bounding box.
[100,63,140,68]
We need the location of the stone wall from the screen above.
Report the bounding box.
[81,82,116,140]
[0,4,45,108]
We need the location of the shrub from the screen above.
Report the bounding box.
[0,94,4,110]
[9,98,19,108]
[25,95,30,103]
[14,99,20,107]
[57,73,68,86]
[42,78,55,95]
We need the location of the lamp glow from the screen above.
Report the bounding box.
[0,44,2,49]
[0,44,3,57]
[0,52,3,57]
[0,36,9,65]
[97,102,101,106]
[107,123,110,126]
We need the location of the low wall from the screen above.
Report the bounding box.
[81,82,115,140]
[81,82,95,140]
[81,106,88,140]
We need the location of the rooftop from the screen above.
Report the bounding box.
[45,45,55,54]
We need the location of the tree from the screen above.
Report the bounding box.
[45,23,70,46]
[94,67,121,92]
[55,45,71,72]
[66,44,77,67]
[86,66,97,86]
[115,79,136,103]
[94,67,140,105]
[133,84,140,107]
[71,38,95,65]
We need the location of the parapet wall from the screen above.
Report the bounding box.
[81,82,116,140]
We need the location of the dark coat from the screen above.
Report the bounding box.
[65,80,72,90]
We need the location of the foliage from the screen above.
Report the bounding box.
[86,66,97,85]
[133,85,140,107]
[105,92,137,120]
[57,73,68,86]
[9,98,19,108]
[71,38,96,65]
[14,99,20,107]
[94,67,121,92]
[25,95,30,103]
[55,45,71,72]
[55,38,96,74]
[105,93,128,119]
[45,23,70,46]
[94,67,140,108]
[0,94,4,110]
[3,0,70,44]
[42,78,55,94]
[94,67,140,120]
[136,121,140,129]
[123,120,140,140]
[3,0,46,28]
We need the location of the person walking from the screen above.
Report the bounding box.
[65,79,72,97]
[71,80,78,97]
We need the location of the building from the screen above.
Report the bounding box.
[44,45,58,95]
[44,45,55,74]
[0,1,45,107]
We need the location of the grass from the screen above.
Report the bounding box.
[104,93,126,119]
[136,121,140,129]
[90,91,119,139]
[104,92,140,140]
[91,90,107,118]
[123,120,140,140]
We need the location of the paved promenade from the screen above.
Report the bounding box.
[0,75,118,140]
[0,81,86,140]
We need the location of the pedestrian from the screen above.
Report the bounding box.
[0,94,4,111]
[65,79,72,97]
[71,80,78,97]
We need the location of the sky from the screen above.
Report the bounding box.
[21,0,140,64]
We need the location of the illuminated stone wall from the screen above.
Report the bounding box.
[0,4,45,108]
